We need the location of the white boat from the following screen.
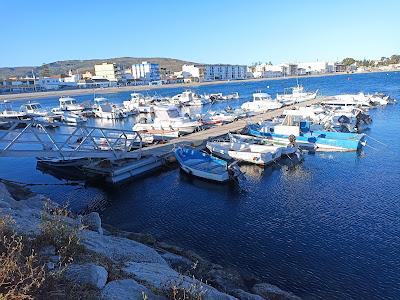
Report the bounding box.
[241,92,283,112]
[172,90,210,106]
[20,102,48,117]
[174,147,235,182]
[58,96,84,112]
[93,97,126,119]
[276,85,318,105]
[325,93,373,108]
[61,112,87,124]
[133,105,201,134]
[202,111,236,125]
[206,141,283,165]
[0,100,27,120]
[228,133,299,156]
[123,93,153,113]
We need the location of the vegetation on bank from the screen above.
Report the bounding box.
[341,54,400,67]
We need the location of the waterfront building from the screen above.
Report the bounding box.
[36,77,62,90]
[182,64,247,81]
[131,61,161,82]
[94,62,122,81]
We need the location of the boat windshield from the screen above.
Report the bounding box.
[31,104,42,110]
[167,109,180,118]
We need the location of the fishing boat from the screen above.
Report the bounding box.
[58,96,84,112]
[206,141,283,165]
[172,90,209,106]
[0,100,27,120]
[174,147,237,182]
[228,133,300,155]
[133,105,201,134]
[247,114,366,152]
[123,93,153,113]
[276,84,318,105]
[241,92,283,112]
[61,112,87,124]
[93,97,126,119]
[20,102,49,117]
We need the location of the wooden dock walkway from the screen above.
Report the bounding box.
[138,96,329,159]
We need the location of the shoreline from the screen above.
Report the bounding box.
[1,69,398,102]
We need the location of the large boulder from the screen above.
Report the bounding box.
[252,283,301,300]
[81,230,167,265]
[123,261,237,300]
[79,212,103,234]
[64,263,108,289]
[101,279,165,300]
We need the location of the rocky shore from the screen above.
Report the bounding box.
[0,180,301,299]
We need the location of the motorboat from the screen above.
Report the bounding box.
[241,92,283,112]
[276,85,318,105]
[174,147,238,182]
[93,97,126,119]
[201,111,237,125]
[325,93,373,108]
[0,100,27,120]
[61,112,87,124]
[206,141,283,165]
[133,105,201,134]
[20,102,49,117]
[123,93,153,113]
[172,90,210,106]
[58,96,84,112]
[247,113,366,152]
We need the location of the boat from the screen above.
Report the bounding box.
[206,141,283,165]
[133,105,201,134]
[276,84,318,105]
[123,93,153,113]
[58,96,84,112]
[172,90,210,106]
[20,102,49,117]
[93,97,126,119]
[228,133,300,155]
[201,111,237,125]
[174,147,237,182]
[61,112,87,124]
[0,100,27,120]
[325,93,373,108]
[247,114,366,152]
[241,92,283,112]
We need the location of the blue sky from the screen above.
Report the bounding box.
[1,0,399,67]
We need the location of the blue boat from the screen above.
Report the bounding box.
[174,147,233,182]
[247,121,366,152]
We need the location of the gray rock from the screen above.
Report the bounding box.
[81,230,167,265]
[123,262,236,300]
[64,263,108,289]
[231,289,264,300]
[101,279,165,300]
[252,283,301,300]
[79,212,103,234]
[161,252,194,272]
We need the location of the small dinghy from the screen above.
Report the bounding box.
[206,141,282,165]
[174,147,238,182]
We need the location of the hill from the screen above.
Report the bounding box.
[0,57,199,79]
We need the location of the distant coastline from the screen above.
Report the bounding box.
[1,69,398,102]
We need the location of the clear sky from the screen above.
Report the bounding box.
[1,0,399,67]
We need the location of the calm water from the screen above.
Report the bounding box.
[1,72,399,299]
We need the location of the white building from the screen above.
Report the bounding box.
[182,64,246,81]
[94,62,121,81]
[131,61,160,82]
[297,61,329,74]
[36,77,62,90]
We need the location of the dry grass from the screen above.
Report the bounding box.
[0,215,46,300]
[36,201,84,268]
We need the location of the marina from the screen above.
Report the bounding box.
[1,71,399,299]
